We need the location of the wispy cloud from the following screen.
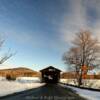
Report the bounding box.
[59,0,100,43]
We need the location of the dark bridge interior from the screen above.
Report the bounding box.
[40,66,61,83]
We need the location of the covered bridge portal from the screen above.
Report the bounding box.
[40,66,61,83]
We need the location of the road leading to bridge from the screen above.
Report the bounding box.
[0,84,86,100]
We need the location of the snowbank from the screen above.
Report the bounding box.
[60,79,100,89]
[60,79,77,85]
[0,77,5,81]
[0,77,45,97]
[83,79,100,89]
[60,84,100,100]
[17,77,41,83]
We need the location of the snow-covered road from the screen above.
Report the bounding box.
[60,84,100,100]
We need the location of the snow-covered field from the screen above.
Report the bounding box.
[0,77,45,97]
[60,84,100,100]
[60,79,100,89]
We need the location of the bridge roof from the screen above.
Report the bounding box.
[40,66,62,72]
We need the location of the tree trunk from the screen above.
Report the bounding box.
[78,70,83,87]
[78,76,82,87]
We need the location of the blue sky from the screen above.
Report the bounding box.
[0,0,100,71]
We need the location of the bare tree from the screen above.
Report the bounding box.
[63,30,100,86]
[0,36,14,64]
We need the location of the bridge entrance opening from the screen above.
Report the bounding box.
[40,66,61,83]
